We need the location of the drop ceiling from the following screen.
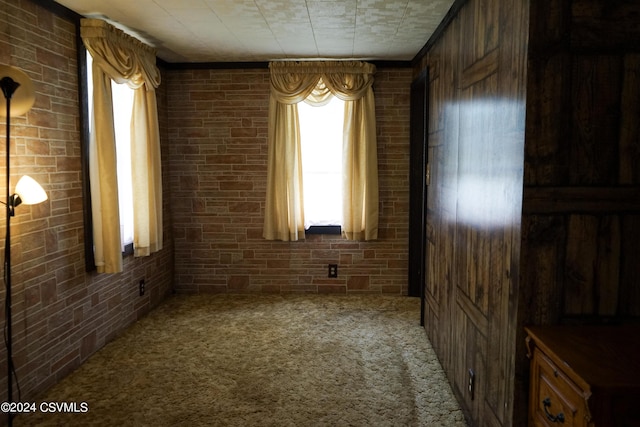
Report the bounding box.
[53,0,454,63]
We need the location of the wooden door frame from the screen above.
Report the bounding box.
[408,68,429,322]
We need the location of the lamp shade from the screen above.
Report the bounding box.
[15,175,47,205]
[0,64,36,116]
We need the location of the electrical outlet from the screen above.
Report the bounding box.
[328,264,338,278]
[468,369,475,400]
[139,279,145,296]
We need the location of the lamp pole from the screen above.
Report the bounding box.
[1,75,19,427]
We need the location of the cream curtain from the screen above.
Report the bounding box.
[264,61,379,241]
[81,18,163,272]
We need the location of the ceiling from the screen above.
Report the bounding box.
[53,0,455,63]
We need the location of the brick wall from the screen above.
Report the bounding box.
[1,0,412,414]
[1,0,173,407]
[167,67,411,294]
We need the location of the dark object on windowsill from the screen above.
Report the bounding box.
[306,225,341,235]
[122,242,134,256]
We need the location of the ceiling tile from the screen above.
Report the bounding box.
[55,0,455,63]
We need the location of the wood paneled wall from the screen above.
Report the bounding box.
[517,0,640,423]
[414,0,529,425]
[521,0,640,324]
[414,0,640,425]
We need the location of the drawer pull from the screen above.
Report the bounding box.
[543,397,565,423]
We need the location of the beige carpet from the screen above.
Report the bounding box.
[17,294,467,426]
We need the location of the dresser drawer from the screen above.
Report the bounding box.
[530,349,589,427]
[526,325,640,427]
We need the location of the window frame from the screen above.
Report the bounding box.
[78,41,96,272]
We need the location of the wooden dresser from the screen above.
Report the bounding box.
[525,325,640,427]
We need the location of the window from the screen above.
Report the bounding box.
[263,61,378,242]
[110,82,135,250]
[81,18,163,274]
[86,52,134,253]
[298,96,344,230]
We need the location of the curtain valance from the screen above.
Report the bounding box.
[269,61,376,104]
[81,18,160,90]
